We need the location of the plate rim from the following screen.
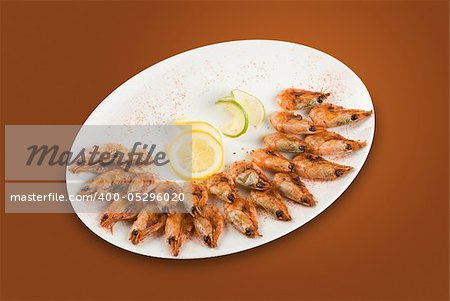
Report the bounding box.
[66,39,376,259]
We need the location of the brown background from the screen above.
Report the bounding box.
[1,1,449,300]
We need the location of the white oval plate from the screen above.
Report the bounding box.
[66,40,374,259]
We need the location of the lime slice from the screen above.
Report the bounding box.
[231,89,265,127]
[168,130,224,180]
[173,119,222,143]
[215,99,249,138]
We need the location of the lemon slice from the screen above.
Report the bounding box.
[215,99,249,138]
[231,89,265,127]
[168,130,224,180]
[173,119,222,143]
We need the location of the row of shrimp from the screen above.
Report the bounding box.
[204,88,373,234]
[258,88,373,179]
[202,160,314,238]
[71,144,315,255]
[204,161,315,236]
[70,144,224,256]
[79,174,225,256]
[129,181,224,256]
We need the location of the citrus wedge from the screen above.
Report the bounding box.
[231,89,265,127]
[173,119,222,143]
[168,130,224,180]
[215,99,249,138]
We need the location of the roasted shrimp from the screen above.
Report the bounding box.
[70,144,129,174]
[224,197,259,237]
[263,132,313,153]
[124,147,154,173]
[272,173,316,207]
[228,160,271,191]
[251,148,295,173]
[250,189,291,221]
[165,213,193,256]
[184,182,208,216]
[127,172,157,195]
[304,131,367,155]
[206,172,238,203]
[292,153,353,180]
[270,111,324,135]
[309,104,373,128]
[193,205,224,248]
[153,181,183,214]
[129,206,167,245]
[78,169,135,196]
[100,199,141,232]
[277,88,330,110]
